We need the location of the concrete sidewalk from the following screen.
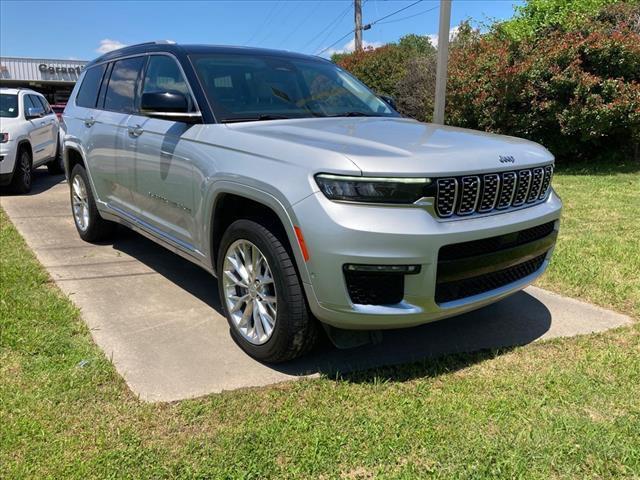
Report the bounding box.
[1,170,633,402]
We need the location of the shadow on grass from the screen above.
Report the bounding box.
[554,157,640,176]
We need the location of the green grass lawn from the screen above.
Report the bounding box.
[1,161,639,479]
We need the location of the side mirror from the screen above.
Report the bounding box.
[26,106,45,120]
[378,94,397,111]
[140,91,201,123]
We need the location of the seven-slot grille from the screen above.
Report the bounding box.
[435,166,553,218]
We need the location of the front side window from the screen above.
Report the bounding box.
[142,55,193,110]
[76,64,107,108]
[190,54,397,122]
[0,94,18,118]
[104,56,146,113]
[32,95,52,114]
[23,95,38,115]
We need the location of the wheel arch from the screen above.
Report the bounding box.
[208,183,310,284]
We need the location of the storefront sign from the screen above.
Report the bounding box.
[38,64,83,75]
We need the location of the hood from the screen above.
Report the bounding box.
[225,117,554,176]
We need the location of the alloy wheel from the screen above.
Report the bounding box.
[20,152,31,188]
[222,239,277,345]
[71,174,90,231]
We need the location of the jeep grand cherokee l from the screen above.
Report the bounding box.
[61,42,562,362]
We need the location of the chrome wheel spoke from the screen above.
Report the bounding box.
[222,239,278,346]
[71,175,90,231]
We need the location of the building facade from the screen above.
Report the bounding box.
[0,56,88,104]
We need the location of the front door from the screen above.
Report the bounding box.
[23,95,52,164]
[127,54,199,251]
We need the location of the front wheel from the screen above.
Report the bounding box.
[217,219,318,363]
[69,164,116,242]
[10,148,32,194]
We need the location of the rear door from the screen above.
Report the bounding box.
[89,56,146,216]
[33,95,58,159]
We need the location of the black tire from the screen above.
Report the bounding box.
[69,164,116,242]
[47,140,64,174]
[217,219,318,363]
[10,147,32,194]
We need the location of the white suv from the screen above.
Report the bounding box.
[0,88,62,193]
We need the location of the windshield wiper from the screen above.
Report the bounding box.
[222,114,291,123]
[326,111,383,118]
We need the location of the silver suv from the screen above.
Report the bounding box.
[62,42,562,362]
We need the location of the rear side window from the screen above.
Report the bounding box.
[76,64,107,108]
[104,57,146,113]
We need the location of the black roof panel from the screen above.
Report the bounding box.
[86,42,328,68]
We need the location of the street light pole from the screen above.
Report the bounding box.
[433,0,452,124]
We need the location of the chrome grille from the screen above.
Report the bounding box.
[528,167,544,202]
[497,172,517,209]
[436,178,458,217]
[433,166,554,219]
[478,174,500,212]
[457,176,480,215]
[513,170,532,206]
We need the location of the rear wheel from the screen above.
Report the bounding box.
[69,164,116,242]
[10,148,32,194]
[217,219,318,362]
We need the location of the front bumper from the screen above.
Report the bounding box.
[294,190,562,329]
[0,141,17,186]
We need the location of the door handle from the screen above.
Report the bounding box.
[128,125,143,137]
[84,117,96,127]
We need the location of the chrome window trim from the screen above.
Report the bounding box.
[79,52,202,118]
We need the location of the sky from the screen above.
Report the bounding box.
[0,0,523,60]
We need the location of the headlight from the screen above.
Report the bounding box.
[315,173,433,204]
[0,133,8,143]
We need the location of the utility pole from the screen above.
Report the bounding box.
[354,0,363,52]
[433,0,452,124]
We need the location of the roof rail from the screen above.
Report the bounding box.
[125,40,176,48]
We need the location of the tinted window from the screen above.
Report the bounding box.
[76,64,107,108]
[32,95,52,114]
[142,55,194,111]
[23,95,37,114]
[104,57,145,113]
[0,94,18,118]
[191,54,396,122]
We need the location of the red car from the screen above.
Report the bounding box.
[51,103,66,119]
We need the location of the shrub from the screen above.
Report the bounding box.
[447,2,640,161]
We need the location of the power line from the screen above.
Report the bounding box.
[367,0,426,27]
[302,2,353,53]
[277,1,324,49]
[377,4,438,25]
[316,0,433,56]
[244,1,282,46]
[316,29,355,56]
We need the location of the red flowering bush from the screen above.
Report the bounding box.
[336,2,640,162]
[447,2,640,161]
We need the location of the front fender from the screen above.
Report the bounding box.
[203,180,312,284]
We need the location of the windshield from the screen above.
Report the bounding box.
[0,94,19,118]
[190,54,397,123]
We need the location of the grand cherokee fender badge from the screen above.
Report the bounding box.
[499,155,516,164]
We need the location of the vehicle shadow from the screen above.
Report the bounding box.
[111,226,553,382]
[0,167,66,196]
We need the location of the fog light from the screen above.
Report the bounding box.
[344,264,421,274]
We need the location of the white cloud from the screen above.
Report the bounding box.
[320,38,383,58]
[96,39,128,54]
[426,26,461,47]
